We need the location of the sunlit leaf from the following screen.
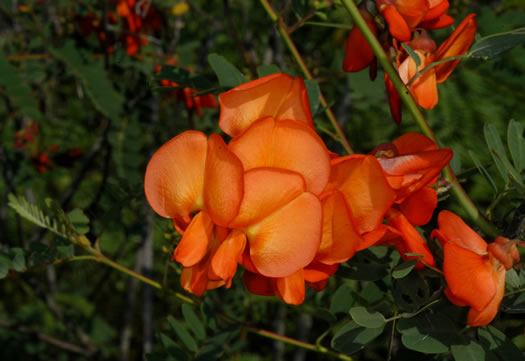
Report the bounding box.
[257,64,281,78]
[507,119,525,173]
[469,150,498,193]
[182,304,206,341]
[304,79,320,115]
[392,259,418,279]
[331,320,384,354]
[484,123,510,184]
[167,316,198,352]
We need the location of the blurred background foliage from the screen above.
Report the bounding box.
[0,0,524,360]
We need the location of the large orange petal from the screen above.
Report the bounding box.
[203,134,244,226]
[172,211,213,267]
[144,131,206,218]
[386,209,436,267]
[247,192,322,278]
[276,77,314,128]
[229,117,330,194]
[431,210,487,254]
[243,270,274,296]
[442,241,495,311]
[399,187,437,226]
[326,155,396,234]
[420,14,454,30]
[434,14,477,83]
[395,0,429,28]
[210,230,246,284]
[380,5,412,41]
[392,132,436,154]
[316,191,362,264]
[218,74,294,137]
[422,0,449,22]
[467,266,505,326]
[180,262,225,297]
[274,269,305,305]
[229,168,305,228]
[343,11,377,72]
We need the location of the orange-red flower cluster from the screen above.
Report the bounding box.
[77,0,161,56]
[145,74,453,304]
[432,211,523,326]
[343,2,477,123]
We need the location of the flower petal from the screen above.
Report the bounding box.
[229,167,305,228]
[467,266,505,326]
[385,74,402,124]
[218,74,312,136]
[243,270,274,296]
[326,155,396,234]
[399,187,437,226]
[386,209,436,267]
[204,134,244,226]
[380,5,412,41]
[316,191,362,264]
[422,0,449,22]
[274,269,305,305]
[210,230,246,284]
[395,0,429,28]
[434,14,477,83]
[392,132,436,154]
[247,192,322,278]
[276,77,314,128]
[172,211,213,267]
[432,210,488,255]
[343,11,377,72]
[442,241,495,311]
[145,131,207,218]
[229,117,330,194]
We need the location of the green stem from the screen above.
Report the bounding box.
[259,0,354,155]
[73,238,350,359]
[244,325,354,361]
[340,0,499,237]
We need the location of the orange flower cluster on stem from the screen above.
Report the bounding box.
[143,74,466,309]
[343,1,477,123]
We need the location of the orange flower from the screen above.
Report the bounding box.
[144,129,325,297]
[377,0,429,41]
[431,211,522,326]
[371,133,452,267]
[398,14,477,109]
[343,8,378,73]
[218,73,313,137]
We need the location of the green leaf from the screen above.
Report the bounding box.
[10,248,26,272]
[182,304,206,341]
[451,341,489,361]
[478,325,524,361]
[507,119,525,173]
[155,65,216,91]
[392,259,418,279]
[397,312,461,354]
[158,332,188,361]
[350,306,385,328]
[304,79,320,115]
[506,268,521,290]
[207,54,246,88]
[0,257,9,279]
[392,272,430,312]
[484,123,510,184]
[469,150,498,193]
[194,343,224,361]
[338,251,389,281]
[331,320,385,354]
[470,27,525,60]
[167,316,198,352]
[257,64,281,78]
[67,209,90,235]
[493,149,525,190]
[402,43,421,69]
[0,51,42,120]
[330,284,354,314]
[50,41,123,120]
